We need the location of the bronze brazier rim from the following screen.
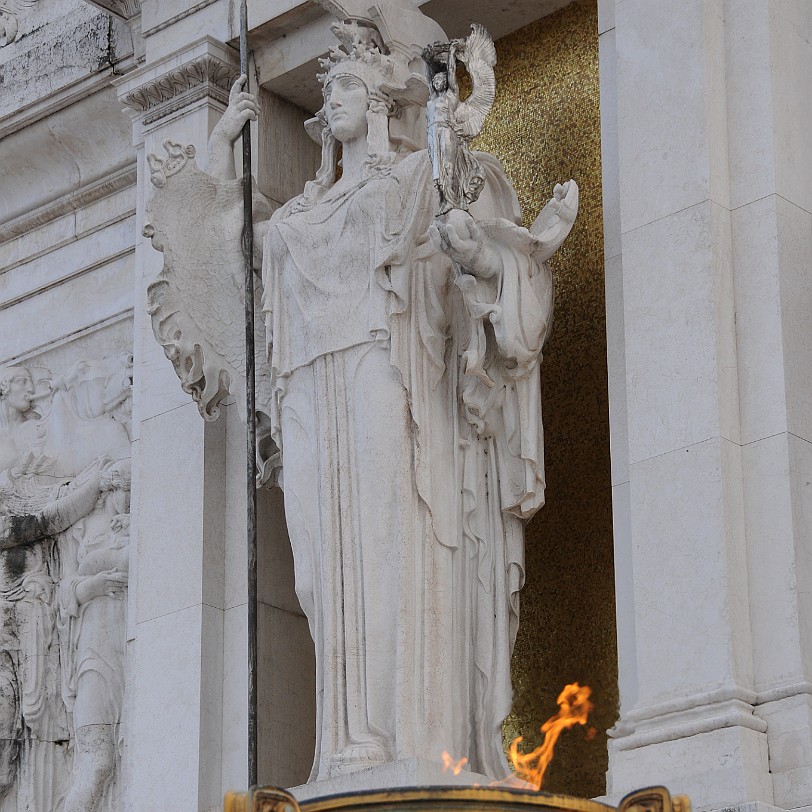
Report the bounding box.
[225,783,690,812]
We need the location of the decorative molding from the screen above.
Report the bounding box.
[140,0,218,38]
[0,245,135,313]
[121,53,239,123]
[1,308,134,367]
[609,698,768,752]
[615,683,758,726]
[755,680,812,706]
[81,0,140,21]
[0,71,118,142]
[0,165,136,245]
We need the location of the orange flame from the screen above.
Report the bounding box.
[441,750,469,776]
[508,682,594,790]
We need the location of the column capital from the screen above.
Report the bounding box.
[115,37,239,127]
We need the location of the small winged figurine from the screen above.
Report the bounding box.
[423,24,497,214]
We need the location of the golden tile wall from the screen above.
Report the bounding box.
[472,0,617,797]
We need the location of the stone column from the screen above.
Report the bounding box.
[116,38,239,812]
[602,1,812,809]
[725,2,812,809]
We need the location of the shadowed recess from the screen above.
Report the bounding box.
[471,0,617,797]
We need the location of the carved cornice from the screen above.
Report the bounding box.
[82,0,141,21]
[0,165,137,245]
[121,53,239,124]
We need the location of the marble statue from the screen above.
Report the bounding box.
[423,25,497,215]
[0,358,131,811]
[144,0,578,782]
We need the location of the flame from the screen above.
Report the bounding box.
[508,682,594,790]
[441,750,469,776]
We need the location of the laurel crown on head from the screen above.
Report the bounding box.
[317,19,394,91]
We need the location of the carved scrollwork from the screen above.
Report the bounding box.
[121,54,240,124]
[85,0,140,20]
[146,140,197,189]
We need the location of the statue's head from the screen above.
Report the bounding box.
[309,20,400,156]
[432,72,448,92]
[298,8,445,206]
[324,70,373,144]
[0,366,34,415]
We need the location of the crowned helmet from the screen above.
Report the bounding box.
[305,0,447,154]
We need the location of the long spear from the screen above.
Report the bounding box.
[239,0,259,789]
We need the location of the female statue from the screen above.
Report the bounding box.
[145,9,578,782]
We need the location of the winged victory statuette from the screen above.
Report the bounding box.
[423,24,497,215]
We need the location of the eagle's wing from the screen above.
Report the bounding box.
[455,24,497,139]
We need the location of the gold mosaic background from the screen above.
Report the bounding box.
[471,0,617,797]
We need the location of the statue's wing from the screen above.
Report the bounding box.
[455,24,497,139]
[143,140,270,423]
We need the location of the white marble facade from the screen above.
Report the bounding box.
[0,1,811,811]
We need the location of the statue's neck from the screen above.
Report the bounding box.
[0,401,28,430]
[339,136,368,184]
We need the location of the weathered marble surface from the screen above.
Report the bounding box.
[0,357,132,811]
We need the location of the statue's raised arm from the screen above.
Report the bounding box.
[423,24,496,214]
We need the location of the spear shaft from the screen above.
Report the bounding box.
[239,0,259,789]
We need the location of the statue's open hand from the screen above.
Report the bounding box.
[550,180,578,224]
[210,74,259,145]
[531,180,579,241]
[430,209,499,278]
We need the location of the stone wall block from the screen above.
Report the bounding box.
[616,0,729,233]
[623,201,740,464]
[628,437,753,703]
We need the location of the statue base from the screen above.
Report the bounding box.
[289,758,495,801]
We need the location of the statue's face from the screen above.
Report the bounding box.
[325,74,369,143]
[433,73,447,92]
[1,369,34,414]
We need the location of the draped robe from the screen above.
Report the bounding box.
[260,149,551,780]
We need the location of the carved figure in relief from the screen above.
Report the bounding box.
[0,1,41,48]
[423,25,496,214]
[0,359,131,810]
[60,505,129,812]
[144,0,578,782]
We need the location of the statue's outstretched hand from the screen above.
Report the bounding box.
[211,74,259,145]
[429,209,501,279]
[530,180,579,260]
